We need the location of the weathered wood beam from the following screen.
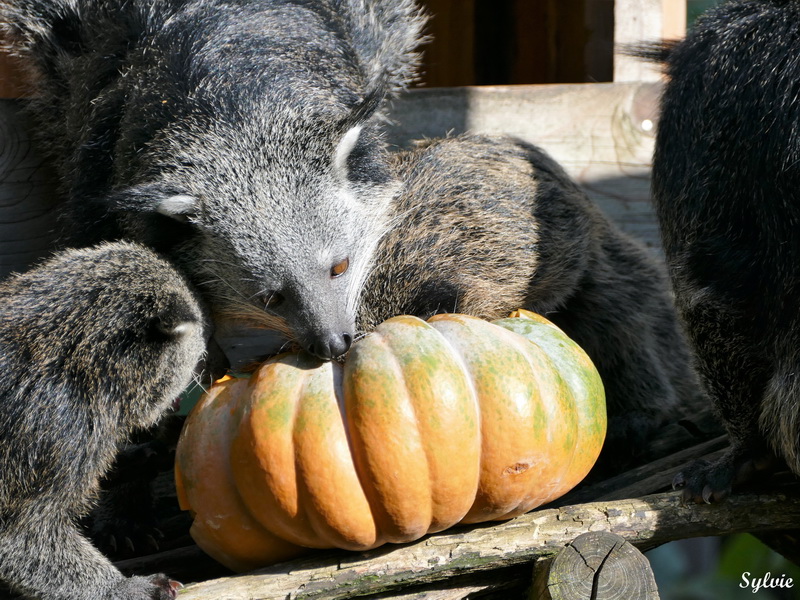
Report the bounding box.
[164,488,800,600]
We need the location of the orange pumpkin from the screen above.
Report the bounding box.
[175,310,606,572]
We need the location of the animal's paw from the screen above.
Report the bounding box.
[672,447,776,503]
[93,514,164,558]
[144,574,183,599]
[112,574,182,600]
[86,478,162,559]
[672,458,734,503]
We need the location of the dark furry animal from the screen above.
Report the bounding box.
[647,0,800,501]
[0,242,209,599]
[359,134,702,463]
[83,413,189,559]
[0,0,426,360]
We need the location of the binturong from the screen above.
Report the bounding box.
[0,0,427,360]
[0,242,210,600]
[638,0,800,501]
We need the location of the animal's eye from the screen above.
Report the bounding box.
[331,258,349,278]
[259,292,284,309]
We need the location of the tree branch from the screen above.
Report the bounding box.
[167,487,800,599]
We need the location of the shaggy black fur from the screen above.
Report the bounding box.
[649,0,800,501]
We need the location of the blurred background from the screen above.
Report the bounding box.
[414,0,720,86]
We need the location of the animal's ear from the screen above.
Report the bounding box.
[333,125,364,177]
[332,85,386,178]
[346,84,387,126]
[156,195,199,221]
[107,185,199,221]
[332,84,394,185]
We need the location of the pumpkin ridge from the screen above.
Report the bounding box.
[490,326,578,516]
[232,356,318,547]
[331,361,358,476]
[292,363,319,541]
[383,328,436,507]
[177,379,306,571]
[492,316,606,492]
[430,320,483,510]
[361,327,434,539]
[289,360,380,550]
[355,316,483,535]
[429,314,564,522]
[327,364,381,545]
[393,318,479,532]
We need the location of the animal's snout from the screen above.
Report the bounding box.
[308,332,353,360]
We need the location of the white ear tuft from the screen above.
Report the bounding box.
[170,321,197,336]
[333,125,363,178]
[157,194,198,219]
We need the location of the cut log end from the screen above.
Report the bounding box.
[541,531,659,600]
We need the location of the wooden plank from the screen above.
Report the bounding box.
[417,0,476,87]
[584,0,615,83]
[508,0,552,84]
[662,0,688,39]
[386,82,663,252]
[548,1,590,83]
[419,1,614,87]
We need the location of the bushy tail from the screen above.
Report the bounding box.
[338,0,428,96]
[619,40,681,68]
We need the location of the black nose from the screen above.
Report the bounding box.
[308,332,353,360]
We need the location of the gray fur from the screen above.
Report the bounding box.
[0,0,426,360]
[0,242,208,599]
[359,134,703,464]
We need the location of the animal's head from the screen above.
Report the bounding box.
[2,0,415,360]
[8,242,211,429]
[112,96,398,361]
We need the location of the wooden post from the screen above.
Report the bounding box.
[531,531,660,600]
[614,0,687,82]
[662,0,688,39]
[417,0,477,87]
